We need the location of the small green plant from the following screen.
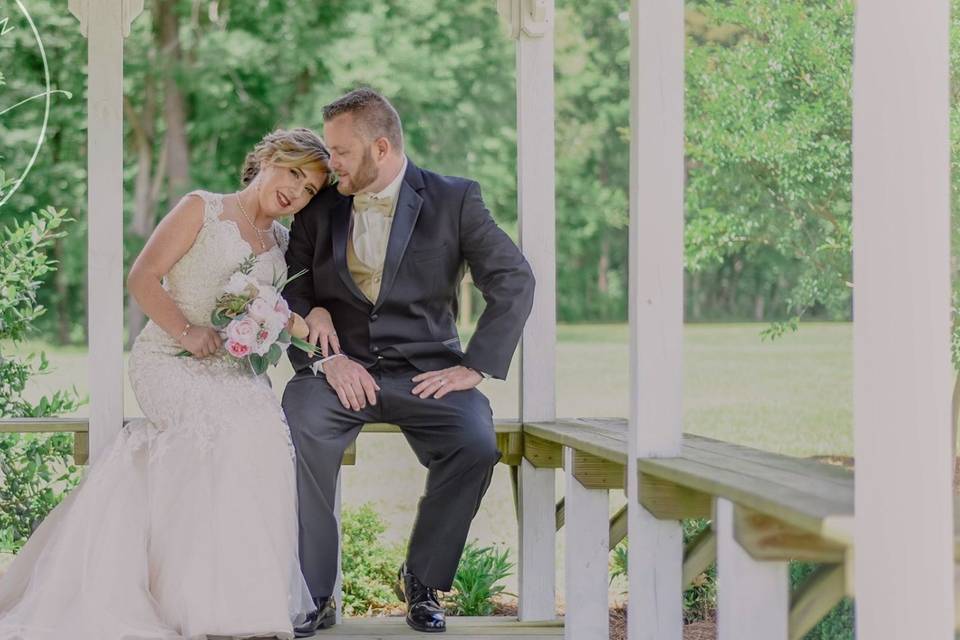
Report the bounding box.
[340,503,404,615]
[447,542,513,616]
[0,204,82,553]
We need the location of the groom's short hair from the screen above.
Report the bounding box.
[323,88,404,151]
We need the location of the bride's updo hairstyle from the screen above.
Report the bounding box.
[240,127,332,188]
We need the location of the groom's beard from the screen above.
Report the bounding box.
[338,147,379,195]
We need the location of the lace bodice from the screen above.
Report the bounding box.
[166,190,289,326]
[129,189,291,381]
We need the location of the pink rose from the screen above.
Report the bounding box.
[226,339,251,357]
[225,316,259,350]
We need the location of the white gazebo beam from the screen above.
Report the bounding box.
[626,0,685,639]
[69,0,144,462]
[503,0,559,622]
[852,1,955,637]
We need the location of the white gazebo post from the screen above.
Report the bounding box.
[68,0,144,463]
[852,1,955,638]
[626,0,685,638]
[499,0,558,622]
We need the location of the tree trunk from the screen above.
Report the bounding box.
[597,235,609,295]
[159,0,191,202]
[753,294,765,321]
[691,271,702,320]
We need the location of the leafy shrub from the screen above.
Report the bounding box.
[447,541,513,616]
[340,503,404,615]
[0,202,82,552]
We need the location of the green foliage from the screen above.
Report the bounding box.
[0,432,79,553]
[0,204,82,552]
[791,562,854,640]
[6,0,960,348]
[447,542,514,616]
[685,0,854,326]
[340,503,404,615]
[0,205,80,417]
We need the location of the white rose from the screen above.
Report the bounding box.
[248,297,275,322]
[224,272,258,297]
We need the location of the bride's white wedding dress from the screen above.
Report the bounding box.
[0,191,314,639]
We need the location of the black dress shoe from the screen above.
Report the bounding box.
[396,564,446,633]
[294,596,336,637]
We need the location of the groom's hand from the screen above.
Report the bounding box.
[324,356,380,411]
[304,306,341,358]
[411,366,483,400]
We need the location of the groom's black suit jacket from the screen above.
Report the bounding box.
[284,159,535,380]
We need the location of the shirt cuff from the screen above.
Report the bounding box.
[310,353,346,375]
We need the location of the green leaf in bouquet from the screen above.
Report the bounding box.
[268,343,282,363]
[248,353,268,376]
[274,268,308,291]
[211,310,232,328]
[290,336,318,356]
[278,329,291,343]
[238,254,257,275]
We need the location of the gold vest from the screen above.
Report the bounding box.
[347,224,385,303]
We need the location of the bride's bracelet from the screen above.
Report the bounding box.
[177,322,192,343]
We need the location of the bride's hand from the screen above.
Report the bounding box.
[305,306,341,358]
[179,326,222,358]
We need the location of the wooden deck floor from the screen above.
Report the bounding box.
[299,616,564,638]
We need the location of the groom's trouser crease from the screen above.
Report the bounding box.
[281,364,500,599]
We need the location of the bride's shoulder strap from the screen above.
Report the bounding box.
[181,190,224,226]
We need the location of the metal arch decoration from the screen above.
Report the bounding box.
[497,0,553,39]
[68,0,144,38]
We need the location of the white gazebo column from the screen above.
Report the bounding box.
[626,0,685,639]
[69,0,143,462]
[499,0,558,622]
[852,1,955,638]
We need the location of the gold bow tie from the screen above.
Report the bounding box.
[353,193,395,216]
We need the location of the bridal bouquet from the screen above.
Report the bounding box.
[180,255,316,374]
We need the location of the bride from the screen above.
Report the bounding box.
[0,128,332,639]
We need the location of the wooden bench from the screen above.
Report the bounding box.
[523,418,854,640]
[638,430,853,640]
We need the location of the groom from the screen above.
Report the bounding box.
[282,88,535,634]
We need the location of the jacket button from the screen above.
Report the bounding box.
[371,345,380,353]
[370,313,379,322]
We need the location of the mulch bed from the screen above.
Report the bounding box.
[608,607,716,640]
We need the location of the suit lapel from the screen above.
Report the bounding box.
[330,195,371,306]
[373,162,424,311]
